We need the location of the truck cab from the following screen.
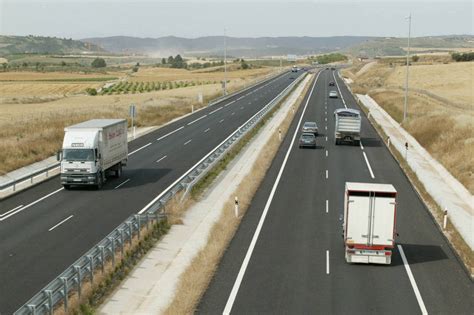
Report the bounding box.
[58,119,128,189]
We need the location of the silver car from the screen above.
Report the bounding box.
[299,132,317,148]
[301,121,318,135]
[329,91,338,98]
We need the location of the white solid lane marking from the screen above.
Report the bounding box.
[223,71,321,315]
[204,128,210,133]
[363,151,375,178]
[326,150,328,157]
[114,178,130,189]
[360,140,364,150]
[48,215,74,232]
[326,250,330,274]
[209,107,222,115]
[187,115,207,125]
[128,142,152,156]
[156,155,167,163]
[326,200,329,213]
[156,126,184,141]
[326,170,328,179]
[333,71,347,109]
[219,119,225,123]
[398,245,428,315]
[0,205,24,218]
[0,187,64,222]
[183,139,192,146]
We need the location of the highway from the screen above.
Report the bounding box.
[0,70,304,313]
[198,69,474,314]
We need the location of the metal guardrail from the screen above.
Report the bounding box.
[0,163,60,192]
[14,72,306,315]
[1,69,288,198]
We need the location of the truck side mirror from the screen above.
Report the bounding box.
[56,151,62,161]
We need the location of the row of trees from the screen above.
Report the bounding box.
[161,55,186,68]
[451,52,474,62]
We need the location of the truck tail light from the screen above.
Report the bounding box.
[385,251,392,256]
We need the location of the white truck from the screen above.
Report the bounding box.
[58,119,128,189]
[334,108,361,145]
[343,182,398,265]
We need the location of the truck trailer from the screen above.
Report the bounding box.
[58,119,128,189]
[334,108,361,145]
[343,182,397,265]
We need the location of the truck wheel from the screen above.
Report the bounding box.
[116,164,122,178]
[96,173,103,189]
[63,185,71,190]
[354,140,360,146]
[335,139,339,145]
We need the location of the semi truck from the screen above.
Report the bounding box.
[343,182,398,265]
[58,119,128,189]
[334,108,361,145]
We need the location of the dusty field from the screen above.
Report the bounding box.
[0,71,125,104]
[0,67,278,175]
[128,66,272,82]
[344,60,474,193]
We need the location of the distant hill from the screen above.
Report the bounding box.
[344,35,474,57]
[81,35,374,57]
[0,35,106,56]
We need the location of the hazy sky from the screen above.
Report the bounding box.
[0,0,472,39]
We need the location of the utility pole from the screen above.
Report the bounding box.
[403,13,412,123]
[224,28,227,95]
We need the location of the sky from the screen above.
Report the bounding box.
[0,0,472,39]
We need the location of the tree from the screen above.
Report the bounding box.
[161,58,166,64]
[91,58,106,68]
[412,55,419,62]
[132,66,139,72]
[241,60,249,69]
[168,56,174,64]
[61,61,67,66]
[86,88,97,96]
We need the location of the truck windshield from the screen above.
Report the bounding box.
[63,149,95,161]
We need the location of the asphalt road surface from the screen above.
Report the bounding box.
[0,70,305,313]
[198,69,473,314]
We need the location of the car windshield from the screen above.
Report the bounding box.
[63,149,95,161]
[304,122,316,128]
[302,134,315,139]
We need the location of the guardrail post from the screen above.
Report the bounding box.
[99,246,105,273]
[120,229,125,257]
[87,255,94,284]
[45,289,53,315]
[74,265,82,300]
[128,222,133,243]
[61,277,68,313]
[27,304,36,315]
[135,215,141,239]
[108,237,115,267]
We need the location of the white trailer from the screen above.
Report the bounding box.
[58,119,128,189]
[334,108,361,145]
[343,182,397,265]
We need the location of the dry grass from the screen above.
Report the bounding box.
[0,71,123,81]
[0,68,276,175]
[345,61,474,193]
[164,75,312,314]
[129,66,273,82]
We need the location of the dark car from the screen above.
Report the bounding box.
[329,81,335,86]
[299,132,317,148]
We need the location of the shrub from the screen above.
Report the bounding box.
[412,55,419,62]
[91,58,106,68]
[85,88,97,96]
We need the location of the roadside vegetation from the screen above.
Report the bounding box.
[342,54,474,193]
[309,53,347,64]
